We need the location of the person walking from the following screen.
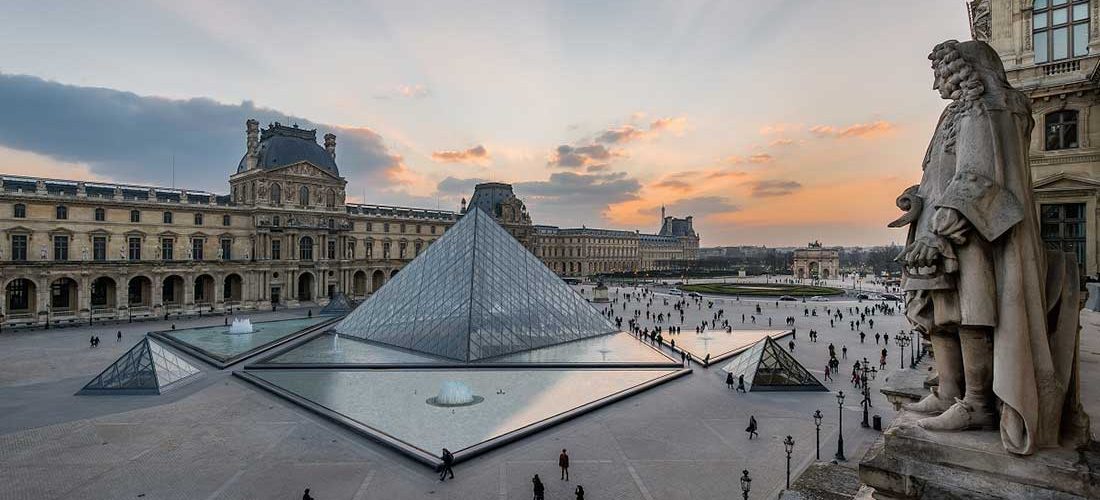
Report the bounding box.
[302,488,314,500]
[726,372,734,390]
[824,362,833,381]
[736,374,747,393]
[116,330,122,342]
[788,339,795,352]
[439,448,455,481]
[746,415,759,439]
[575,485,585,500]
[532,474,545,500]
[559,449,570,481]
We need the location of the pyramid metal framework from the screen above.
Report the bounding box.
[720,336,826,392]
[336,208,617,362]
[79,337,202,395]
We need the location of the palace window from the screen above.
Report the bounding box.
[1041,203,1086,274]
[299,236,314,260]
[8,279,30,310]
[130,210,141,223]
[384,222,390,233]
[13,203,25,218]
[194,213,203,225]
[299,186,310,206]
[91,207,104,221]
[416,224,422,234]
[1033,0,1091,63]
[222,214,231,226]
[400,223,406,233]
[271,183,281,205]
[161,238,173,260]
[431,225,436,234]
[220,239,232,260]
[53,235,69,261]
[271,240,281,260]
[56,205,68,220]
[365,222,373,232]
[163,211,173,224]
[415,241,422,256]
[11,235,27,261]
[192,238,204,261]
[327,239,336,259]
[326,189,336,208]
[1045,110,1079,150]
[128,237,141,260]
[93,237,107,261]
[272,215,281,227]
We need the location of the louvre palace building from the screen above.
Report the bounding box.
[0,120,698,328]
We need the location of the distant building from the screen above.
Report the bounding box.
[792,241,840,280]
[461,182,535,250]
[968,0,1099,275]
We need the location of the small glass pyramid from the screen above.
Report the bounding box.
[79,337,202,394]
[336,208,617,362]
[720,336,826,391]
[320,292,355,316]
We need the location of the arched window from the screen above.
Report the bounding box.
[56,205,68,220]
[299,236,314,260]
[1033,0,1091,63]
[250,181,256,202]
[1045,109,1079,150]
[93,207,105,221]
[299,186,310,206]
[163,211,173,224]
[270,183,281,205]
[13,203,25,218]
[326,188,336,208]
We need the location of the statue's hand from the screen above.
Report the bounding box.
[932,207,969,245]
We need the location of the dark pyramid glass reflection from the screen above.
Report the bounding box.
[719,336,826,391]
[79,337,201,394]
[336,208,617,362]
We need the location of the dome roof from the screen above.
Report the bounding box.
[237,123,339,175]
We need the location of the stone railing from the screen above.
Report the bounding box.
[1042,59,1081,76]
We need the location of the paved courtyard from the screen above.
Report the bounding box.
[1,283,1096,499]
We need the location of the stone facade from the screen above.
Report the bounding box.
[792,241,840,279]
[970,0,1100,276]
[0,121,456,328]
[533,206,700,278]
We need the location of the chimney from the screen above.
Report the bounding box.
[324,133,337,161]
[244,119,260,170]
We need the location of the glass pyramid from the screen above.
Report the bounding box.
[336,208,617,362]
[79,337,202,395]
[720,336,826,392]
[320,292,355,316]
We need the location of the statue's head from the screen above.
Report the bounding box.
[929,40,1010,102]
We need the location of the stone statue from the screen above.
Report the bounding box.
[892,40,1089,455]
[154,244,161,260]
[81,246,88,261]
[187,246,193,260]
[119,247,126,260]
[40,245,47,260]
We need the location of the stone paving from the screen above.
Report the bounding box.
[0,283,1093,499]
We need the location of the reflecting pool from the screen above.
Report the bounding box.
[161,317,330,361]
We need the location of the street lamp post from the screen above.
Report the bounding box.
[896,334,909,369]
[910,330,919,368]
[783,435,795,489]
[861,368,871,428]
[835,391,846,461]
[813,410,823,460]
[740,470,751,500]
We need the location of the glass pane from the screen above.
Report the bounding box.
[1073,23,1089,57]
[1053,7,1068,24]
[1042,223,1061,238]
[1053,27,1069,59]
[1052,0,1067,6]
[1064,203,1083,219]
[1035,0,1048,8]
[1066,222,1086,238]
[1073,3,1088,20]
[1035,31,1049,62]
[1034,11,1048,28]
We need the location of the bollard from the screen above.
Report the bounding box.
[872,415,882,431]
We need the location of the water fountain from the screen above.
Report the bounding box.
[426,380,484,407]
[227,318,254,334]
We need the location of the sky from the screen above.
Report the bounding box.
[0,0,973,247]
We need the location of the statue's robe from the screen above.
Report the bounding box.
[903,89,1090,455]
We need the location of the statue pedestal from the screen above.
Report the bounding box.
[859,410,1099,499]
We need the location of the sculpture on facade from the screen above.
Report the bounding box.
[892,40,1090,455]
[40,245,47,260]
[81,246,88,261]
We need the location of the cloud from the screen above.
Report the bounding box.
[726,153,774,165]
[652,179,693,192]
[516,171,641,223]
[436,176,489,197]
[547,143,622,169]
[595,116,687,144]
[768,138,797,148]
[0,72,406,195]
[430,144,490,164]
[664,196,740,216]
[376,84,430,100]
[810,120,896,139]
[746,179,802,197]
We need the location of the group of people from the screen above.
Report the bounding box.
[88,330,122,348]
